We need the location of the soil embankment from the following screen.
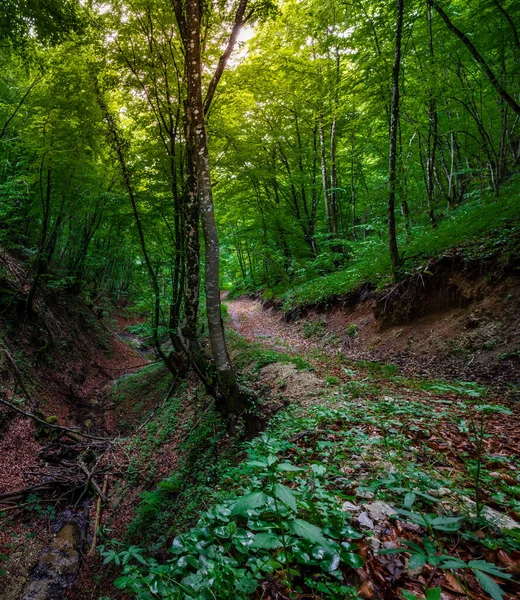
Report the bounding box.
[279,253,520,384]
[0,253,149,600]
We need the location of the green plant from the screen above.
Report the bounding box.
[345,324,357,338]
[102,435,365,599]
[303,318,327,339]
[380,536,512,600]
[325,375,340,386]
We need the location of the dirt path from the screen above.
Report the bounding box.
[226,296,310,353]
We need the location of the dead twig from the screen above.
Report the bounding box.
[88,475,108,556]
[78,462,107,502]
[0,397,112,442]
[3,347,36,410]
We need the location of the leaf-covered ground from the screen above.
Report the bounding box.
[100,296,520,600]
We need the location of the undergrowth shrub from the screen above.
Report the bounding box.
[103,433,365,599]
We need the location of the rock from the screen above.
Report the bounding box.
[20,518,84,600]
[429,487,451,498]
[458,495,520,530]
[355,489,375,500]
[342,501,361,512]
[357,512,374,529]
[368,537,381,552]
[365,501,397,521]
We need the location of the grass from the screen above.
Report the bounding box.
[279,179,520,311]
[228,329,312,372]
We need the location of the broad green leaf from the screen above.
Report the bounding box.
[425,587,441,600]
[273,483,297,512]
[341,552,365,568]
[251,532,283,550]
[231,492,269,516]
[404,492,416,508]
[246,460,268,468]
[287,519,328,545]
[311,464,327,475]
[314,547,340,572]
[278,462,303,472]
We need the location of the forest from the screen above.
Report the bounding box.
[0,0,520,598]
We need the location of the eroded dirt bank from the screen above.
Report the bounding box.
[273,253,520,385]
[0,254,150,600]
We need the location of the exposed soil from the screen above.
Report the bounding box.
[281,255,520,385]
[0,253,153,600]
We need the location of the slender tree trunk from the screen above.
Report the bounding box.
[319,117,332,237]
[184,0,259,430]
[388,0,404,277]
[425,2,438,228]
[429,0,520,117]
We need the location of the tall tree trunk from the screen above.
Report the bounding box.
[429,0,520,117]
[388,0,404,277]
[425,2,438,228]
[185,0,259,431]
[319,117,333,237]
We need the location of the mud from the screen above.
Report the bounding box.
[20,505,89,600]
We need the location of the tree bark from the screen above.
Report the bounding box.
[388,0,404,277]
[429,0,520,117]
[184,0,260,432]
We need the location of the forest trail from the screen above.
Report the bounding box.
[227,296,310,353]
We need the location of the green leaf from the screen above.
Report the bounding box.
[287,519,328,545]
[246,460,268,468]
[273,483,297,512]
[430,516,461,531]
[469,560,512,580]
[408,553,426,571]
[341,552,365,568]
[474,570,506,600]
[315,547,340,572]
[439,557,467,569]
[425,587,441,600]
[251,532,283,550]
[402,592,418,600]
[278,462,303,472]
[311,464,327,476]
[235,576,259,594]
[231,492,269,516]
[404,492,416,508]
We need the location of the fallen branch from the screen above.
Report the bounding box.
[0,397,112,442]
[88,475,108,556]
[134,378,177,434]
[3,347,36,409]
[78,462,107,502]
[0,503,29,514]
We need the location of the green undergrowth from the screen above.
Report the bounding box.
[110,362,173,433]
[100,350,520,600]
[228,329,312,372]
[123,396,236,553]
[278,179,520,311]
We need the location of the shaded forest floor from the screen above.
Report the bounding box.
[1,272,519,600]
[226,296,520,598]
